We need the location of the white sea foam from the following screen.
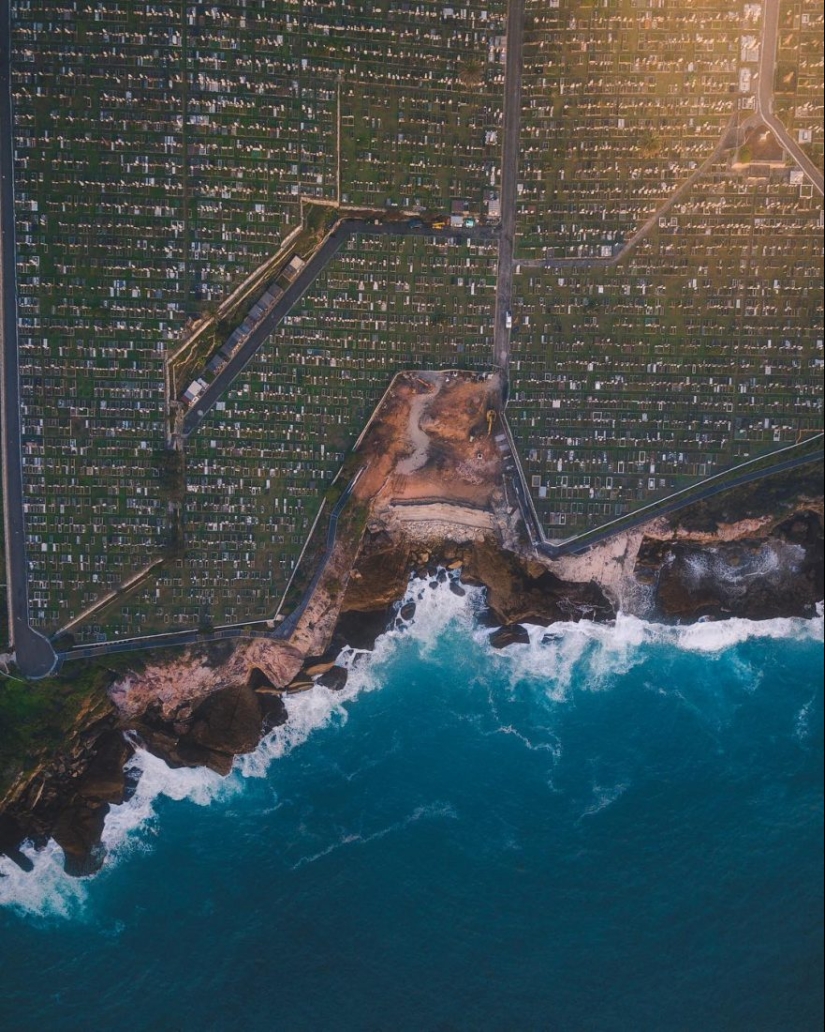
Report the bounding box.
[2,575,821,917]
[478,606,823,694]
[580,780,630,820]
[794,694,819,742]
[291,801,458,870]
[0,840,89,920]
[0,747,237,920]
[101,746,239,861]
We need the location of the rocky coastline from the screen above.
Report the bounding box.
[2,489,821,878]
[1,370,822,877]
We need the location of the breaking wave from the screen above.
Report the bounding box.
[2,576,821,919]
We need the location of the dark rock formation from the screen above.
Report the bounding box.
[489,624,531,648]
[188,683,263,756]
[0,711,133,876]
[2,468,822,877]
[639,509,824,622]
[137,683,270,776]
[317,665,348,691]
[332,607,395,651]
[462,539,613,626]
[248,666,276,691]
[0,814,34,871]
[257,690,288,730]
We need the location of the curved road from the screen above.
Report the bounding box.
[1,0,57,679]
[537,448,824,559]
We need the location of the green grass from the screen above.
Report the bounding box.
[0,653,144,799]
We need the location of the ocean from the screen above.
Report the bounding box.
[1,578,823,1031]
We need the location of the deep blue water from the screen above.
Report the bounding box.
[1,583,823,1032]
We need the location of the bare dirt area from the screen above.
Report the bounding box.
[354,370,504,513]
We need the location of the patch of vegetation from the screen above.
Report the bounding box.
[459,56,485,87]
[736,143,753,165]
[0,653,145,798]
[304,202,337,237]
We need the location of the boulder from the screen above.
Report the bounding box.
[317,666,348,691]
[52,799,109,877]
[398,601,416,622]
[489,624,531,649]
[256,690,288,729]
[187,683,263,757]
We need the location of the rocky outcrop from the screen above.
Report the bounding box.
[317,666,348,691]
[489,624,531,649]
[0,674,291,871]
[340,530,614,633]
[110,638,304,722]
[136,682,285,777]
[462,539,613,626]
[2,463,822,875]
[0,697,133,876]
[637,509,824,621]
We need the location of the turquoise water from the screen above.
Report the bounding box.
[1,581,823,1031]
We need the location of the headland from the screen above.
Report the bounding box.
[1,371,822,875]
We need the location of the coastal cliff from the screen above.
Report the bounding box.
[1,371,822,875]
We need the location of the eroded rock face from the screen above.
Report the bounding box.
[317,666,348,691]
[0,708,134,876]
[638,509,824,621]
[110,639,304,722]
[340,529,413,613]
[332,607,396,652]
[343,533,615,631]
[2,494,821,876]
[136,682,277,776]
[462,539,614,627]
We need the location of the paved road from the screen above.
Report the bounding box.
[493,0,526,373]
[756,0,824,195]
[537,448,823,559]
[0,0,57,679]
[183,220,497,437]
[63,625,273,664]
